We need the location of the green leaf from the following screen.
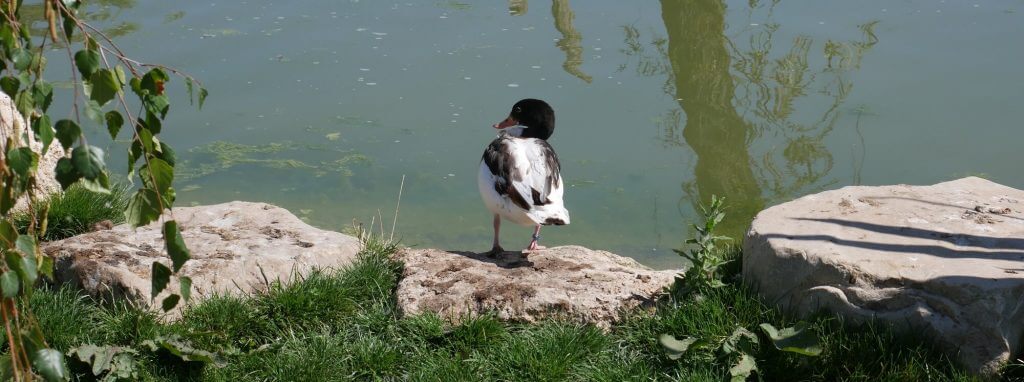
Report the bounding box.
[17,23,31,44]
[60,1,81,40]
[54,157,82,190]
[32,115,55,155]
[68,344,108,376]
[29,52,46,73]
[728,353,757,382]
[32,81,54,112]
[0,221,16,247]
[114,65,127,86]
[20,256,37,291]
[179,276,192,301]
[89,69,120,106]
[185,77,194,104]
[198,87,209,109]
[78,170,111,194]
[128,77,143,97]
[30,348,69,382]
[659,334,697,360]
[73,49,100,79]
[54,119,81,151]
[105,110,124,139]
[141,335,223,366]
[162,221,190,272]
[71,145,106,181]
[83,100,103,123]
[0,76,19,97]
[5,251,36,293]
[11,48,31,71]
[40,255,54,281]
[759,323,822,356]
[15,235,37,257]
[0,271,19,298]
[140,68,168,95]
[126,188,162,228]
[161,294,180,311]
[68,344,139,380]
[0,24,14,55]
[141,110,161,134]
[140,158,173,194]
[157,141,176,166]
[151,262,171,299]
[0,187,13,216]
[128,139,142,177]
[84,34,98,51]
[6,147,37,178]
[143,94,169,119]
[137,126,154,153]
[15,90,33,120]
[722,327,759,355]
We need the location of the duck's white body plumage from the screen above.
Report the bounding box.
[478,127,570,227]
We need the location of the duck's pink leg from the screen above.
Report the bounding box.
[488,214,504,255]
[525,224,546,252]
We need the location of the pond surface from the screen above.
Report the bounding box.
[64,0,1024,268]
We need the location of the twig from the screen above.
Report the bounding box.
[377,209,385,238]
[369,215,376,241]
[389,175,404,242]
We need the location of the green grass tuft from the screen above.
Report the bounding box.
[24,285,109,351]
[14,183,130,241]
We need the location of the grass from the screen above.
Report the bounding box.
[18,237,986,381]
[14,183,130,241]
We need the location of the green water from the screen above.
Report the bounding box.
[57,0,1024,269]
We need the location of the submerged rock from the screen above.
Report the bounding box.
[43,201,361,313]
[396,246,678,328]
[743,177,1024,377]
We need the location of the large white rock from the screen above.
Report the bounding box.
[396,246,678,328]
[743,177,1024,377]
[0,92,63,205]
[43,201,361,313]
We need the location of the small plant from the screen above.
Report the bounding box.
[67,344,140,382]
[674,195,731,295]
[663,195,821,381]
[660,323,822,381]
[67,335,228,382]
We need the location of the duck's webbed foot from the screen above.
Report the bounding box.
[486,245,504,257]
[523,228,545,254]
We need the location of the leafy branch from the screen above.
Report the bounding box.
[0,0,207,379]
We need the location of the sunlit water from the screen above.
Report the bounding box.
[52,0,1024,269]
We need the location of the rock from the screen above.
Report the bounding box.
[395,246,678,328]
[743,177,1024,377]
[43,201,361,314]
[0,92,64,206]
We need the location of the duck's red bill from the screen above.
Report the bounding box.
[493,117,517,129]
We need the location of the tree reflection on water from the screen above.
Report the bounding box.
[622,0,878,239]
[21,0,141,42]
[508,0,592,83]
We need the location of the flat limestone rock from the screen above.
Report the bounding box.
[44,201,361,313]
[743,177,1024,377]
[396,246,678,328]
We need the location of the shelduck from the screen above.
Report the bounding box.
[478,99,570,254]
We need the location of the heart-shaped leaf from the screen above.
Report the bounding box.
[759,323,822,356]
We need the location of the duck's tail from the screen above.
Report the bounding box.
[531,205,570,226]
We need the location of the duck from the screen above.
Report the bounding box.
[478,98,570,255]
